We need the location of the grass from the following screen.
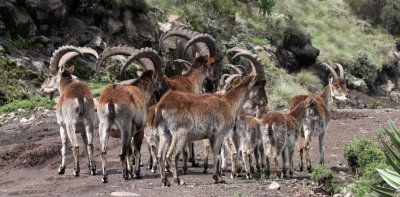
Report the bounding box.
[270,78,308,109]
[276,0,396,68]
[0,95,55,115]
[295,70,323,93]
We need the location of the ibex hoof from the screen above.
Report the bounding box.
[191,162,199,167]
[307,166,313,173]
[58,166,66,175]
[102,176,108,183]
[251,166,255,174]
[203,168,208,174]
[230,172,237,179]
[134,172,142,179]
[289,171,294,177]
[246,173,252,180]
[183,169,187,175]
[90,165,97,175]
[74,167,80,177]
[298,165,304,172]
[162,179,171,187]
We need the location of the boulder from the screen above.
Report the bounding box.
[0,0,36,36]
[22,0,66,27]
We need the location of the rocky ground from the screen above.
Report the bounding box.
[0,107,399,196]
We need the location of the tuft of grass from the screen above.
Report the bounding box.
[0,95,55,115]
[270,78,308,109]
[311,164,340,195]
[295,70,323,93]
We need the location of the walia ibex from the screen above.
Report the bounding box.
[289,63,347,172]
[153,47,267,186]
[260,95,319,178]
[96,47,164,183]
[41,45,99,176]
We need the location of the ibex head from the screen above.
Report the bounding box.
[321,63,348,101]
[228,47,268,106]
[41,46,98,98]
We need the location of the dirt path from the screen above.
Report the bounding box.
[0,108,399,197]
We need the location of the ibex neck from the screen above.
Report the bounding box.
[288,102,307,128]
[59,77,73,93]
[224,78,253,118]
[186,67,207,94]
[320,84,332,108]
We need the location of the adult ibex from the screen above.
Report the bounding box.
[289,63,347,172]
[41,45,99,176]
[154,47,267,186]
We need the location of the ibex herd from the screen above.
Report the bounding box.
[40,27,348,186]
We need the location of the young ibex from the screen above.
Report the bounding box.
[260,95,319,178]
[97,48,164,183]
[41,45,99,176]
[289,63,347,172]
[154,47,267,186]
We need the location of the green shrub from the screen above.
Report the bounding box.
[349,51,378,91]
[380,1,400,35]
[295,70,323,92]
[343,137,385,173]
[311,164,340,195]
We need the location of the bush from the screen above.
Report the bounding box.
[350,162,391,197]
[349,51,378,91]
[295,70,323,92]
[311,164,340,195]
[380,1,400,35]
[343,137,385,174]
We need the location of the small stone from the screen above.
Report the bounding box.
[17,108,25,113]
[28,116,35,121]
[344,193,353,197]
[0,45,5,53]
[268,181,280,190]
[20,118,29,123]
[339,171,346,176]
[8,112,16,119]
[35,107,45,111]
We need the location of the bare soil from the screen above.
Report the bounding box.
[1,108,400,196]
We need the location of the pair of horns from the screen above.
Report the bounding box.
[95,45,163,78]
[49,45,99,75]
[223,64,248,76]
[226,47,266,82]
[159,27,217,59]
[321,63,344,79]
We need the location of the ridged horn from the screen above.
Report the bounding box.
[321,63,338,79]
[58,47,99,68]
[183,33,217,58]
[235,65,248,76]
[335,63,344,78]
[223,64,243,75]
[230,50,266,81]
[95,45,136,74]
[121,47,163,77]
[49,46,83,75]
[159,27,198,51]
[225,74,243,86]
[174,59,191,69]
[219,73,230,86]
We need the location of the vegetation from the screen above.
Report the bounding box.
[344,137,385,173]
[311,164,340,195]
[367,116,400,196]
[345,0,400,35]
[0,95,55,115]
[259,0,276,17]
[295,70,323,92]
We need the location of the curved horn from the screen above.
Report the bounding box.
[95,45,137,74]
[49,46,83,75]
[58,47,99,68]
[231,52,266,81]
[121,47,163,77]
[225,74,243,86]
[321,63,338,79]
[227,47,253,55]
[159,27,198,51]
[174,59,191,69]
[223,64,243,75]
[219,73,231,86]
[183,33,217,58]
[235,65,248,76]
[335,63,344,78]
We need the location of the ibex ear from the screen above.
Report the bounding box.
[195,52,201,58]
[67,65,75,73]
[207,57,215,65]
